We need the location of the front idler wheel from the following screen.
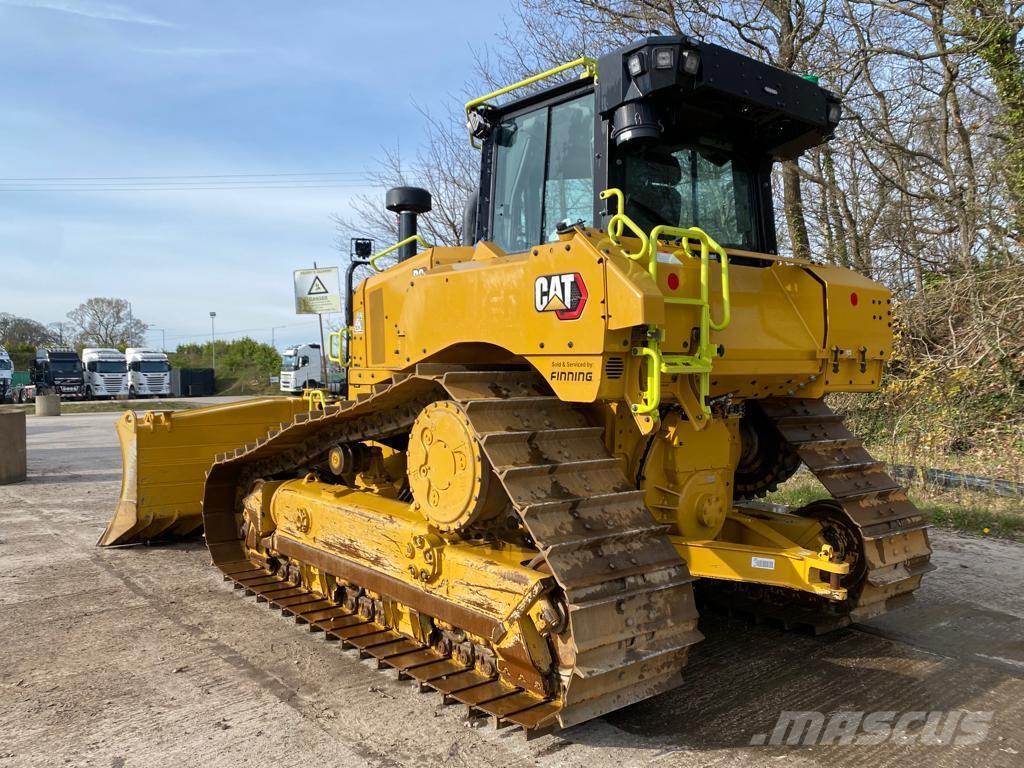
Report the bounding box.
[799,499,867,592]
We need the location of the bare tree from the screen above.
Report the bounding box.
[0,313,57,347]
[67,298,147,349]
[336,0,1021,290]
[951,1,1024,241]
[47,321,74,347]
[333,103,480,269]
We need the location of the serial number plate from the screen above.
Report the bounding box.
[751,556,776,570]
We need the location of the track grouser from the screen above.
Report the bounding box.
[100,36,933,735]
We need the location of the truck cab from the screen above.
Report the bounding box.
[81,348,129,400]
[126,348,171,398]
[279,343,322,394]
[0,347,12,403]
[31,348,85,398]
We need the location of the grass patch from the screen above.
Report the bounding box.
[765,473,1024,542]
[919,499,1024,541]
[762,476,830,508]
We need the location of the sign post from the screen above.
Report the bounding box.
[293,265,341,387]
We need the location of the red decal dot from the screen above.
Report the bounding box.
[667,273,680,290]
[850,292,859,306]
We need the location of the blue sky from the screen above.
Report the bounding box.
[0,1,511,351]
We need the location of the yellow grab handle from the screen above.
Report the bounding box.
[327,329,351,367]
[369,235,433,272]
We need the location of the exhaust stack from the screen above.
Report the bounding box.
[386,186,432,262]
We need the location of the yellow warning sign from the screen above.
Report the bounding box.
[293,267,341,314]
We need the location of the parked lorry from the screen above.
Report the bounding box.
[126,348,171,398]
[81,348,129,400]
[12,348,86,402]
[0,346,11,402]
[279,343,322,394]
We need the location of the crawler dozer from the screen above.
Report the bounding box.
[100,36,933,734]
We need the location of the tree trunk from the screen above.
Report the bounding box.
[822,146,851,267]
[956,2,1024,243]
[767,1,813,260]
[782,160,812,259]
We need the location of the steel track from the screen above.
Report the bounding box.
[201,367,701,734]
[700,397,935,632]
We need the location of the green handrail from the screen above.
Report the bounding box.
[369,234,433,272]
[597,202,731,419]
[465,57,599,148]
[649,225,731,332]
[599,188,649,260]
[631,340,716,416]
[303,388,327,413]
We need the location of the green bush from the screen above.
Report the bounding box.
[831,267,1023,481]
[169,337,279,395]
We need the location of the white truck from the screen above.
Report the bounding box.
[0,346,12,403]
[126,348,171,398]
[81,348,129,400]
[279,343,322,394]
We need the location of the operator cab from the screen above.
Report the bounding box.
[468,36,841,257]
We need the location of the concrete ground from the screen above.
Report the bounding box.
[1,412,1022,768]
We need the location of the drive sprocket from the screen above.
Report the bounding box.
[407,400,505,533]
[733,401,802,499]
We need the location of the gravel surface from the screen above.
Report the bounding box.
[1,412,1022,767]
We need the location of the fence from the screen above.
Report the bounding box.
[888,464,1023,499]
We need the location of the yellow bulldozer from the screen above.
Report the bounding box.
[99,36,933,735]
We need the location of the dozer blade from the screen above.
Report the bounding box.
[98,397,307,546]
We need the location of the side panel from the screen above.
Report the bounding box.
[810,264,892,391]
[350,236,617,401]
[348,233,894,404]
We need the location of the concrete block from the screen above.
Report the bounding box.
[35,394,61,417]
[0,409,27,484]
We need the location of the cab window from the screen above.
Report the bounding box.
[492,93,594,253]
[621,143,757,249]
[543,97,595,241]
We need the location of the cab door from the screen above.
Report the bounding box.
[485,89,596,252]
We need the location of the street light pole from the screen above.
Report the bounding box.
[271,325,286,350]
[150,328,166,351]
[209,312,217,373]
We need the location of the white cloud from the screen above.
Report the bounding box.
[0,102,377,345]
[132,46,259,58]
[0,0,173,27]
[0,2,508,351]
